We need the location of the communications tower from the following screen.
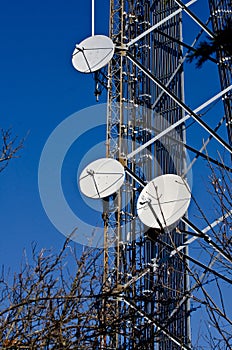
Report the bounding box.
[102,0,190,349]
[73,0,232,349]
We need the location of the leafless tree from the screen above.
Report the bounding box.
[183,156,232,350]
[0,128,24,173]
[0,163,231,349]
[198,161,232,349]
[0,232,128,349]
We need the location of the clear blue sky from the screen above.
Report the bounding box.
[0,1,231,347]
[0,1,109,268]
[0,1,229,272]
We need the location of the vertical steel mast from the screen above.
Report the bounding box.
[208,0,232,145]
[103,0,190,349]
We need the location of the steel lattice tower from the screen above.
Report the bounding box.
[208,0,232,145]
[67,0,232,348]
[101,0,191,349]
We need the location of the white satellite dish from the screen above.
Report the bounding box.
[72,35,115,73]
[79,158,125,199]
[137,174,191,230]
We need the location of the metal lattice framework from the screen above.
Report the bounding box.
[102,0,190,349]
[208,0,232,144]
[80,0,232,349]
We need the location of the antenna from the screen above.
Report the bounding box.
[79,158,125,198]
[79,158,192,231]
[71,0,114,74]
[137,174,191,230]
[72,35,114,73]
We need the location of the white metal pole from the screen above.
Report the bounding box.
[168,209,232,257]
[120,298,191,350]
[127,53,232,154]
[182,217,232,264]
[92,0,95,36]
[174,0,214,38]
[126,82,232,159]
[127,0,196,47]
[120,210,232,287]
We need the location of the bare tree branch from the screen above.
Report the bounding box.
[0,128,25,173]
